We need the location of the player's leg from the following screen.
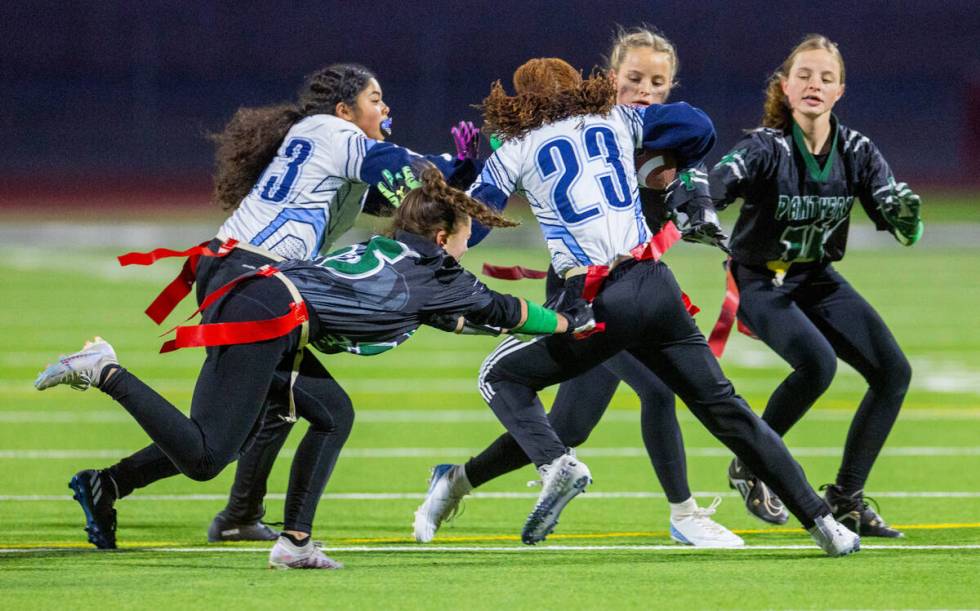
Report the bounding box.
[607,352,742,547]
[726,262,838,524]
[800,266,909,537]
[625,261,854,555]
[207,406,294,542]
[414,362,620,543]
[269,351,352,569]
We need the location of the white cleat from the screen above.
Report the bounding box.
[521,452,592,545]
[808,514,861,557]
[413,464,472,543]
[669,497,745,548]
[35,337,117,391]
[268,536,343,570]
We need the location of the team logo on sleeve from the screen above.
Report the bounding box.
[320,236,413,279]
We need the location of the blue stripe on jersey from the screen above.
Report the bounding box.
[633,197,650,244]
[251,207,328,253]
[540,221,593,265]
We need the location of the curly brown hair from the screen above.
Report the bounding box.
[209,64,376,210]
[390,166,518,240]
[481,58,615,141]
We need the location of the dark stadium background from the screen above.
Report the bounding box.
[2,0,978,205]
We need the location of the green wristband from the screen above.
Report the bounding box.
[514,300,559,334]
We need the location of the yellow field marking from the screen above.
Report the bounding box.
[338,522,980,544]
[5,522,979,550]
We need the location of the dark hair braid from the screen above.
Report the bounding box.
[391,167,518,240]
[209,63,376,210]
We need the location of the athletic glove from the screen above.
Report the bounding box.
[673,197,731,254]
[451,121,481,160]
[556,297,597,336]
[879,179,923,246]
[376,165,421,208]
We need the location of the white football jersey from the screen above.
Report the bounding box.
[472,107,652,275]
[217,114,373,260]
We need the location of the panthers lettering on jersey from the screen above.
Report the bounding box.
[709,115,898,265]
[467,102,715,276]
[217,114,463,261]
[278,231,520,356]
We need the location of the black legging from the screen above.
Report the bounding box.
[734,260,911,493]
[478,260,829,527]
[465,269,690,503]
[101,273,353,532]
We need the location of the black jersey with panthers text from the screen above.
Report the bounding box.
[709,116,899,265]
[279,231,522,356]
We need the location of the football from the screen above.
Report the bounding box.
[635,149,677,190]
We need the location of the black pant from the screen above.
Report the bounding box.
[101,273,353,533]
[733,261,911,493]
[478,259,828,526]
[465,266,690,503]
[106,242,312,526]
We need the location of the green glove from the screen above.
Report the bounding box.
[376,166,421,208]
[489,134,504,151]
[879,178,923,246]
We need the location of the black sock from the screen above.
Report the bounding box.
[282,532,309,547]
[98,364,122,388]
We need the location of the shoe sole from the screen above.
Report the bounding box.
[68,474,116,550]
[521,474,591,545]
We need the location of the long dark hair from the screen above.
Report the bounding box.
[209,63,376,210]
[390,167,519,240]
[481,57,614,141]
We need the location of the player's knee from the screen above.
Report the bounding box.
[183,459,226,482]
[798,350,837,390]
[872,353,912,394]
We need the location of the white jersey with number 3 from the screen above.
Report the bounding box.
[217,114,372,260]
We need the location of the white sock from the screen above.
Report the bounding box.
[454,465,473,495]
[669,497,698,519]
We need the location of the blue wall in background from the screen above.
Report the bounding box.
[3,1,978,185]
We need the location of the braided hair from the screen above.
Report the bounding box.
[210,64,376,210]
[390,167,519,240]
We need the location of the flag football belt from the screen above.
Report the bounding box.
[117,238,285,324]
[118,240,307,422]
[706,258,776,358]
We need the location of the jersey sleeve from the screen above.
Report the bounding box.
[708,131,775,210]
[850,133,897,231]
[355,138,475,186]
[466,142,522,246]
[421,264,524,328]
[625,102,716,169]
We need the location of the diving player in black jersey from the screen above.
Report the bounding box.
[34,168,594,570]
[710,35,922,537]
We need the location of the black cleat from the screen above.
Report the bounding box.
[207,511,279,542]
[822,484,903,538]
[727,457,789,525]
[68,469,118,549]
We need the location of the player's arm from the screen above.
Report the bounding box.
[628,103,726,249]
[423,269,594,336]
[855,137,923,246]
[708,131,774,211]
[465,145,521,247]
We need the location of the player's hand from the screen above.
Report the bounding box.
[376,165,421,208]
[674,199,731,254]
[557,298,597,336]
[880,179,923,246]
[451,121,480,160]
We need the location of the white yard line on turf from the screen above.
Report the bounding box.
[4,409,980,423]
[3,491,980,502]
[2,446,979,460]
[2,544,979,554]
